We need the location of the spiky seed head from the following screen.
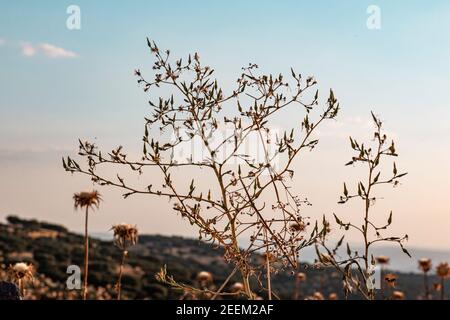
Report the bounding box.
[436,262,450,279]
[8,262,33,282]
[418,258,432,273]
[111,223,138,250]
[73,190,102,210]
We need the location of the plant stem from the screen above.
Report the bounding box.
[211,267,238,300]
[83,206,89,300]
[294,279,301,300]
[18,279,24,298]
[117,250,127,300]
[423,272,429,300]
[265,230,272,300]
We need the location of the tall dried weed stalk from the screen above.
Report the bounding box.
[111,223,138,300]
[73,190,101,300]
[315,112,409,300]
[63,39,340,298]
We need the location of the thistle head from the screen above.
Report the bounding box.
[418,258,432,273]
[73,190,102,210]
[436,262,450,279]
[111,223,138,250]
[8,262,34,283]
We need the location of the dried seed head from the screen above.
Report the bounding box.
[418,258,432,273]
[73,190,101,210]
[111,223,138,250]
[436,262,450,279]
[375,256,390,265]
[196,271,213,284]
[230,282,244,293]
[8,262,33,282]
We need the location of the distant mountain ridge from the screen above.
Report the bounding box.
[0,215,448,299]
[90,232,450,273]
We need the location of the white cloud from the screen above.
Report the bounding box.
[0,38,5,46]
[39,43,78,59]
[18,41,78,59]
[20,42,37,57]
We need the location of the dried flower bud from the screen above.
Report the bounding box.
[196,271,213,284]
[111,223,138,250]
[418,258,432,273]
[73,190,101,210]
[436,262,450,279]
[230,282,244,293]
[375,256,390,265]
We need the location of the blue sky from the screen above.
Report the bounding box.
[1,1,450,146]
[1,1,450,249]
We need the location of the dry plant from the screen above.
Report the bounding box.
[111,223,138,300]
[315,112,409,300]
[418,258,432,299]
[8,262,33,298]
[436,262,450,300]
[63,39,340,299]
[375,255,389,298]
[73,190,101,300]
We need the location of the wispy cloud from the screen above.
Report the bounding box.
[39,43,78,58]
[20,42,37,57]
[19,41,78,59]
[0,38,5,46]
[0,146,72,164]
